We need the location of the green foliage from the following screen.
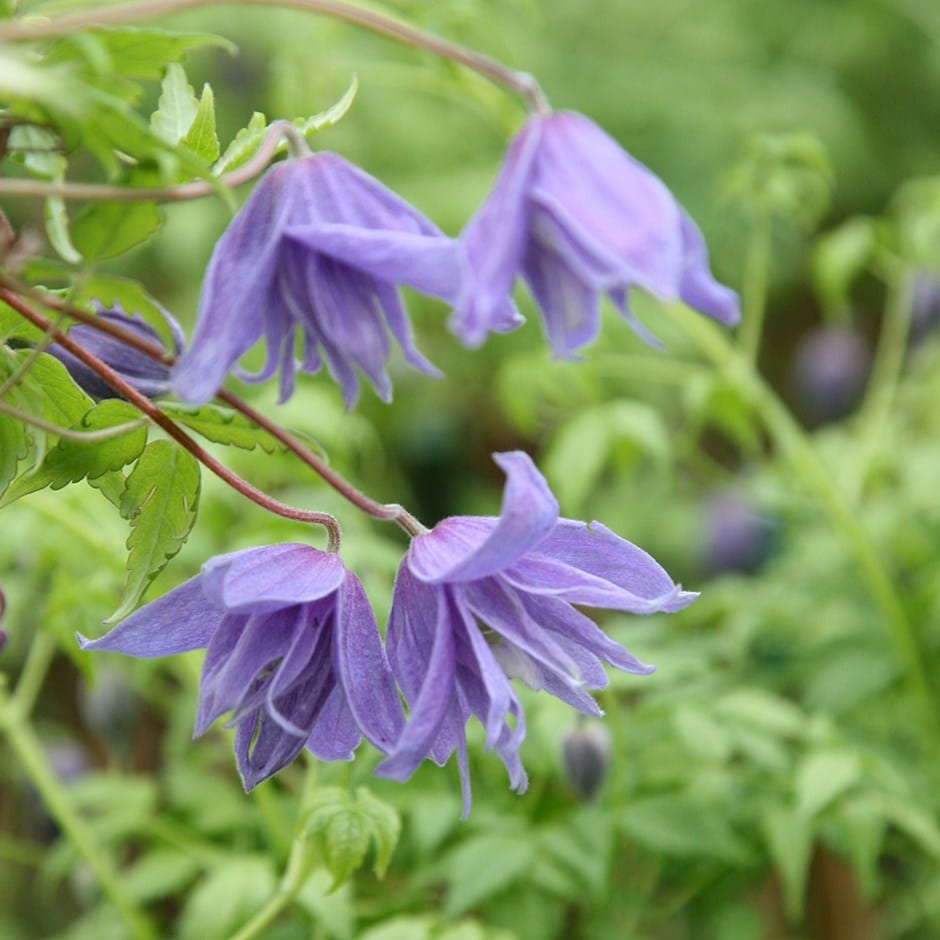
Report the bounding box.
[112,439,200,621]
[159,402,285,454]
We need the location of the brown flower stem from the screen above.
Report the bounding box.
[1,289,342,550]
[1,283,429,536]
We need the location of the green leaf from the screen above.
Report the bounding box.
[44,194,83,264]
[70,197,163,262]
[764,805,814,920]
[795,749,861,818]
[177,857,277,940]
[159,402,284,454]
[111,439,200,622]
[151,62,199,145]
[215,110,267,175]
[182,83,220,164]
[86,27,236,81]
[619,795,749,863]
[0,399,146,507]
[0,413,28,497]
[443,835,536,917]
[354,787,401,879]
[713,688,806,739]
[118,849,202,904]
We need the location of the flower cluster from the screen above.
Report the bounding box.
[171,111,739,408]
[80,108,736,811]
[82,452,692,813]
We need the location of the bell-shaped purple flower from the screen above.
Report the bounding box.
[48,302,183,400]
[453,111,741,356]
[172,152,459,408]
[77,544,404,790]
[375,451,695,814]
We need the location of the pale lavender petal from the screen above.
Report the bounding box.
[506,520,698,613]
[408,451,558,583]
[285,225,460,301]
[374,282,442,377]
[453,117,542,346]
[200,544,345,612]
[529,112,683,299]
[375,571,456,781]
[76,577,219,657]
[173,166,297,404]
[332,572,404,752]
[522,240,601,358]
[678,210,742,326]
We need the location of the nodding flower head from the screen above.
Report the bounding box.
[453,111,740,356]
[172,152,461,409]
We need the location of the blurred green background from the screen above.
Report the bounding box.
[4,1,940,938]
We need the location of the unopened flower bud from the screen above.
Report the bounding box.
[910,274,940,347]
[700,491,776,576]
[562,721,612,802]
[48,301,183,400]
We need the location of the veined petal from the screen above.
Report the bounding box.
[285,225,460,301]
[332,571,404,752]
[172,166,297,404]
[306,683,362,761]
[507,520,698,613]
[375,570,457,781]
[76,577,219,657]
[200,544,346,613]
[233,708,309,791]
[453,117,543,346]
[408,451,559,583]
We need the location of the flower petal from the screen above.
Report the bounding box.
[306,683,362,761]
[678,210,742,326]
[408,451,559,583]
[233,707,308,791]
[76,576,219,657]
[453,117,542,346]
[332,571,404,753]
[200,544,346,613]
[506,520,698,613]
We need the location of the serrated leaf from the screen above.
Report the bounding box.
[44,194,83,264]
[215,110,268,175]
[182,83,220,163]
[355,787,401,879]
[292,74,358,139]
[159,402,284,454]
[0,412,29,496]
[110,439,200,621]
[151,63,199,144]
[0,399,146,507]
[71,197,163,262]
[87,27,235,81]
[324,808,369,887]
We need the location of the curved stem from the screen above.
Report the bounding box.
[0,120,301,203]
[2,283,427,537]
[668,303,938,735]
[843,272,913,503]
[1,290,342,550]
[737,207,772,364]
[228,758,320,940]
[0,679,158,940]
[0,0,549,113]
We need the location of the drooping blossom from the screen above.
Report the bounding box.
[78,544,403,790]
[172,152,461,408]
[452,111,741,356]
[375,451,695,813]
[48,302,183,400]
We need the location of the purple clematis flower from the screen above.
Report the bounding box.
[453,111,741,356]
[172,152,459,408]
[77,544,404,790]
[375,450,695,814]
[48,302,184,400]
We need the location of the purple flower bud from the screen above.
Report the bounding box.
[173,153,456,409]
[700,491,776,576]
[48,302,183,400]
[789,325,871,426]
[453,111,740,355]
[562,720,612,802]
